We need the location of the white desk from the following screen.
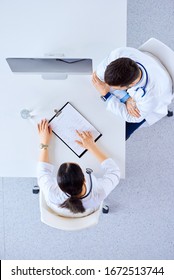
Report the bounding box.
[0,0,127,177]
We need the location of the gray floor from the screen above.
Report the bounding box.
[1,0,174,260]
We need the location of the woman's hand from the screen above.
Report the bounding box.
[75,130,96,151]
[76,130,108,162]
[37,119,52,145]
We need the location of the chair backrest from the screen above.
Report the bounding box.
[39,189,103,231]
[138,38,174,87]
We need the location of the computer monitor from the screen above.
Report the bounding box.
[6,58,93,80]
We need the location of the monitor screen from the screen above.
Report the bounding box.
[6,58,93,79]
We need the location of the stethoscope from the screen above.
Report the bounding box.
[65,168,93,199]
[135,62,148,97]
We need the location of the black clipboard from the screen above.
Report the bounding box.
[49,102,102,157]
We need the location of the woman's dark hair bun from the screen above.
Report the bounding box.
[57,163,85,213]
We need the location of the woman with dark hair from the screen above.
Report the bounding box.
[37,119,120,217]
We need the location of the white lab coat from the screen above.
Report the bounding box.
[96,47,173,125]
[37,158,120,217]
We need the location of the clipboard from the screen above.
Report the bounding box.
[49,102,102,157]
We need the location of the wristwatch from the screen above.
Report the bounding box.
[100,92,111,101]
[40,143,49,150]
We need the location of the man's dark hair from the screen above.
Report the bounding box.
[57,163,85,213]
[104,57,140,87]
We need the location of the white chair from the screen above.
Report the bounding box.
[39,189,107,231]
[139,37,174,116]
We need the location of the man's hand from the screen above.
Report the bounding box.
[37,119,52,145]
[126,97,141,118]
[92,72,110,96]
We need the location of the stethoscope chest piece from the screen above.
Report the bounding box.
[86,168,93,174]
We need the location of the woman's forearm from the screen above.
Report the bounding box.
[39,147,50,163]
[88,144,108,163]
[38,120,52,163]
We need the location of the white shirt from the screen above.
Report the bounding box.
[96,47,173,125]
[37,158,120,217]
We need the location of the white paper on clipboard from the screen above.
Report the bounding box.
[49,102,102,157]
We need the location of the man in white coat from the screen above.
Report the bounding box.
[92,47,173,139]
